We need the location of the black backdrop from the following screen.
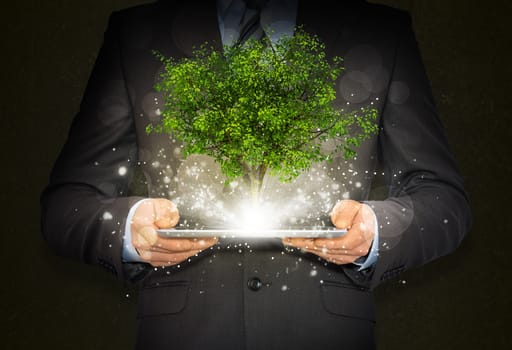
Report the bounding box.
[1,0,511,349]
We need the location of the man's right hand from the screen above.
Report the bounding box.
[131,198,218,267]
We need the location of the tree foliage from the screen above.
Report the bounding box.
[148,28,378,198]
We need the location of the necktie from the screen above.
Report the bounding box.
[244,0,268,10]
[236,6,264,46]
[221,0,268,47]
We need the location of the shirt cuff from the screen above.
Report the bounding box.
[122,198,150,262]
[352,203,379,271]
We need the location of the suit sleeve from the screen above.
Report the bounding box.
[40,11,150,284]
[345,11,472,290]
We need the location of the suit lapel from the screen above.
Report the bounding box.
[163,0,364,57]
[167,0,223,56]
[297,0,364,57]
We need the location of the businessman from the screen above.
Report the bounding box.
[40,0,472,349]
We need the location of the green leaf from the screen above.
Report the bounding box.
[147,28,379,197]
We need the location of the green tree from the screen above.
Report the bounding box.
[148,29,378,202]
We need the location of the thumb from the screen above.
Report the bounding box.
[153,198,180,228]
[330,200,362,229]
[138,226,158,246]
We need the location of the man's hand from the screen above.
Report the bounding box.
[282,199,376,265]
[131,198,218,267]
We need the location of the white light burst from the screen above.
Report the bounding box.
[229,202,279,232]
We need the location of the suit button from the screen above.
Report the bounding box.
[247,277,263,291]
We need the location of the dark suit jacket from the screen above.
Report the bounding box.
[40,0,472,349]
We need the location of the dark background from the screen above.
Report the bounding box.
[1,0,510,348]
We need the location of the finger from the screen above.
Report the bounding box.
[282,240,343,258]
[151,257,195,267]
[320,253,358,264]
[152,236,219,252]
[152,261,180,267]
[308,246,364,256]
[284,231,367,253]
[145,239,214,253]
[132,226,158,253]
[300,248,356,265]
[360,203,377,244]
[153,199,180,228]
[284,237,357,253]
[134,228,194,254]
[132,232,148,256]
[338,206,375,249]
[146,244,177,253]
[330,200,361,229]
[309,241,371,257]
[312,235,360,251]
[312,235,349,250]
[282,237,316,249]
[138,226,159,246]
[148,254,198,266]
[131,200,157,228]
[137,249,202,263]
[291,232,370,257]
[318,206,375,251]
[140,250,204,263]
[350,241,371,258]
[316,250,360,264]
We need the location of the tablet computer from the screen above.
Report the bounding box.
[156,228,347,238]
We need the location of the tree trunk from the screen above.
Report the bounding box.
[245,164,267,204]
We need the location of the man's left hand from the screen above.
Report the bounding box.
[282,200,376,265]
